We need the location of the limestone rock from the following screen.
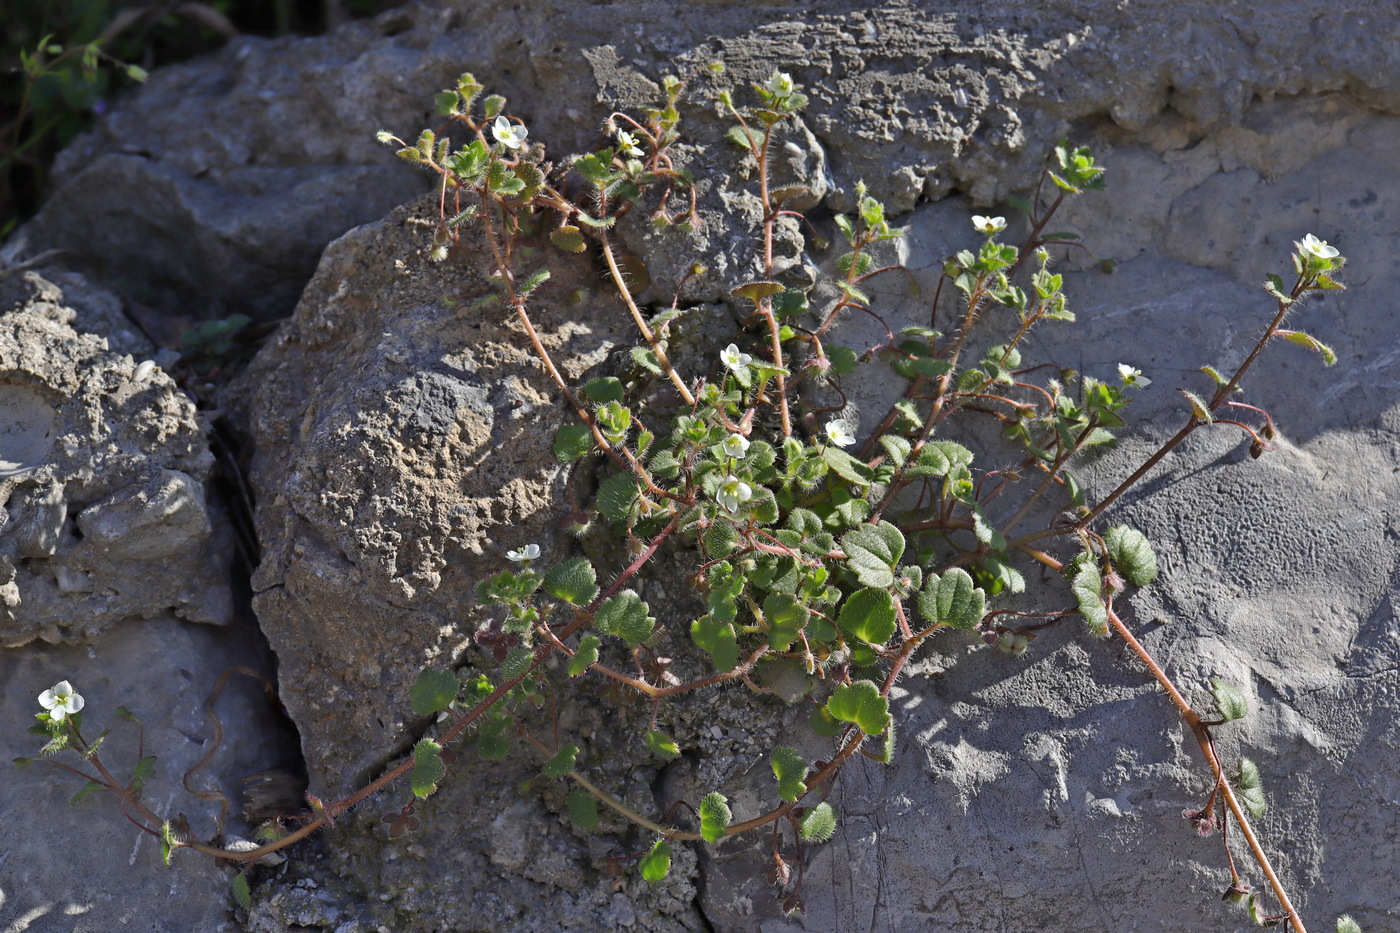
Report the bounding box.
[0,271,230,645]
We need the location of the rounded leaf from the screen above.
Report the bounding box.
[837,588,896,646]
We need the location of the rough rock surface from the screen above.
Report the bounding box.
[0,271,231,644]
[18,0,1399,320]
[0,614,293,933]
[4,1,1399,933]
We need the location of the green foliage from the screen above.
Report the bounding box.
[1070,560,1108,635]
[544,558,600,606]
[410,669,460,716]
[837,588,896,646]
[567,787,599,831]
[1104,526,1158,587]
[800,801,837,842]
[918,569,985,630]
[770,746,808,802]
[569,636,600,676]
[543,744,578,777]
[841,522,905,588]
[640,839,672,881]
[645,730,681,759]
[411,739,446,798]
[825,681,891,736]
[1210,678,1250,722]
[231,873,252,910]
[595,590,655,647]
[699,792,732,843]
[1336,916,1364,933]
[1235,757,1268,819]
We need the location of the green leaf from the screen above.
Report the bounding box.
[544,558,600,606]
[568,787,599,831]
[553,424,595,462]
[702,520,739,559]
[826,680,891,735]
[482,94,506,119]
[771,746,808,802]
[630,346,664,374]
[411,739,446,799]
[70,779,103,805]
[596,590,655,647]
[699,792,732,843]
[827,346,859,375]
[1210,678,1249,722]
[837,588,897,646]
[841,522,906,588]
[519,267,550,296]
[551,225,587,252]
[575,210,615,229]
[499,647,534,680]
[731,280,785,302]
[1235,757,1267,818]
[970,505,1005,550]
[822,447,873,486]
[1104,526,1158,586]
[691,614,741,672]
[410,668,460,716]
[1263,273,1290,302]
[640,839,672,881]
[645,730,680,759]
[878,435,912,466]
[543,744,579,777]
[763,593,810,652]
[1180,389,1214,423]
[1071,563,1108,635]
[569,636,600,676]
[1284,330,1337,366]
[231,873,251,909]
[799,801,837,842]
[983,553,1025,594]
[160,820,176,866]
[478,716,511,759]
[597,472,640,523]
[918,569,985,630]
[726,125,755,151]
[809,705,841,736]
[1336,916,1364,933]
[585,377,625,403]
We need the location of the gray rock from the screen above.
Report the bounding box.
[0,271,231,645]
[0,614,292,933]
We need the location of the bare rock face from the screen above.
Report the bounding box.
[232,193,635,796]
[0,271,230,645]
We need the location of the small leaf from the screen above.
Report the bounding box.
[519,268,550,296]
[1284,330,1338,366]
[596,590,655,647]
[763,593,809,652]
[569,636,600,676]
[1211,679,1250,722]
[551,225,587,252]
[799,801,837,842]
[1263,273,1290,302]
[878,435,911,466]
[1235,757,1267,818]
[499,646,534,680]
[543,744,579,777]
[70,779,103,805]
[645,730,680,759]
[822,447,873,486]
[544,557,600,606]
[771,746,808,802]
[1336,916,1364,933]
[597,472,640,523]
[726,125,755,151]
[827,346,859,375]
[1180,389,1214,423]
[731,281,785,302]
[1104,525,1158,587]
[568,787,599,831]
[411,739,446,799]
[410,669,460,716]
[918,569,985,630]
[1071,563,1108,635]
[841,522,906,588]
[825,680,891,735]
[699,792,732,843]
[231,873,251,909]
[837,588,897,646]
[640,839,672,881]
[553,424,595,462]
[630,346,663,374]
[691,614,741,672]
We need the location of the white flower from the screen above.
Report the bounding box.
[971,215,1007,235]
[720,343,753,371]
[716,475,752,513]
[825,419,857,447]
[1117,363,1151,388]
[506,543,541,562]
[722,433,750,458]
[767,71,795,97]
[617,129,644,158]
[38,680,84,722]
[1298,234,1339,260]
[492,115,528,151]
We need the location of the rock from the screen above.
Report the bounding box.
[0,614,294,933]
[229,193,636,796]
[21,0,1398,322]
[0,271,231,645]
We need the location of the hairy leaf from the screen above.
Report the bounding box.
[568,787,599,831]
[826,680,891,735]
[640,839,672,881]
[1210,678,1249,722]
[699,792,732,843]
[771,746,808,802]
[410,668,460,716]
[544,557,600,606]
[1071,563,1108,635]
[763,593,810,652]
[800,801,837,842]
[553,424,595,462]
[645,730,680,759]
[837,587,897,646]
[597,472,640,523]
[691,615,741,672]
[543,744,578,777]
[411,739,446,799]
[918,569,985,629]
[596,590,655,647]
[1105,525,1158,586]
[569,636,599,677]
[841,522,906,588]
[1235,757,1267,818]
